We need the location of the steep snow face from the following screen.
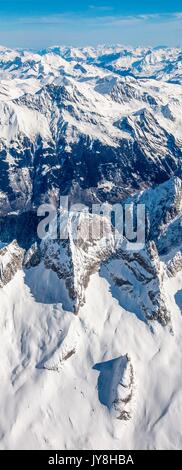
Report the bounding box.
[0,247,181,450]
[0,45,181,450]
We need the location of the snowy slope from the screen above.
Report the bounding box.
[0,44,181,450]
[0,263,181,450]
[0,69,181,212]
[0,177,181,450]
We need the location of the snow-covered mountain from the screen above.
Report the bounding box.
[0,45,181,450]
[0,45,181,214]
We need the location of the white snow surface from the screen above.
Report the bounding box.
[0,263,181,450]
[0,44,182,148]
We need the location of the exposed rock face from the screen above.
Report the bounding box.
[166,251,182,277]
[21,211,172,326]
[109,355,134,421]
[41,211,115,313]
[0,47,181,214]
[43,319,80,372]
[102,240,171,327]
[23,242,42,268]
[0,240,24,287]
[0,176,181,328]
[94,354,134,421]
[129,176,182,253]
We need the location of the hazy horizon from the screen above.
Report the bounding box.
[0,1,182,48]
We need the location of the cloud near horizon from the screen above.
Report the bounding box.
[0,11,182,25]
[88,5,114,12]
[0,11,181,48]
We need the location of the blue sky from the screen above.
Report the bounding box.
[0,1,182,48]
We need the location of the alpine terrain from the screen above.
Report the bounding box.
[0,44,181,450]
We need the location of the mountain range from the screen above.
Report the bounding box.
[0,44,181,450]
